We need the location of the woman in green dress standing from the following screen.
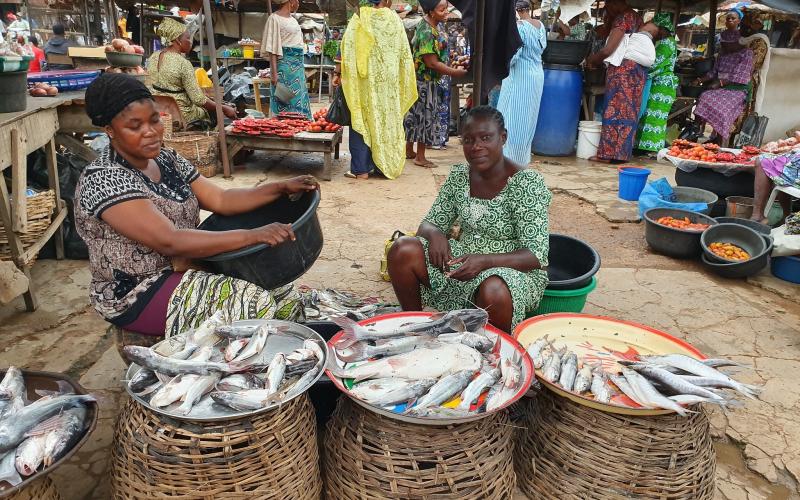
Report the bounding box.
[636,13,678,152]
[388,106,551,333]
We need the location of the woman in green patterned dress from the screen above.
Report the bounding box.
[636,13,678,152]
[388,106,551,333]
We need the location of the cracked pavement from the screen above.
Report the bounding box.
[0,130,798,498]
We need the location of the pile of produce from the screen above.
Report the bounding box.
[666,140,759,164]
[655,216,710,232]
[761,131,800,154]
[0,367,93,487]
[238,38,258,47]
[28,82,58,97]
[329,309,527,419]
[305,108,341,133]
[124,312,325,416]
[105,38,145,55]
[230,113,312,138]
[708,242,750,261]
[527,337,759,415]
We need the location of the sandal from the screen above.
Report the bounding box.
[344,171,369,179]
[414,160,439,169]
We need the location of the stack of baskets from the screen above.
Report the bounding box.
[164,131,218,178]
[0,190,56,264]
[323,398,516,499]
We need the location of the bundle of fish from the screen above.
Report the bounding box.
[301,287,399,321]
[0,367,94,488]
[330,309,527,419]
[527,336,760,416]
[124,312,326,416]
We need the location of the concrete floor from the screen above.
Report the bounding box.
[1,133,799,499]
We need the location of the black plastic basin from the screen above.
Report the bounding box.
[197,190,323,290]
[701,223,767,264]
[701,234,772,278]
[546,234,601,290]
[714,217,771,236]
[644,208,718,259]
[542,39,591,66]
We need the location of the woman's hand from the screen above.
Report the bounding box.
[222,104,238,120]
[445,254,491,281]
[281,175,319,195]
[332,73,341,87]
[427,232,453,272]
[253,222,295,246]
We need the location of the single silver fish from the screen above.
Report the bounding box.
[573,365,593,394]
[336,335,435,363]
[590,369,614,403]
[0,367,26,418]
[303,339,326,365]
[128,368,159,394]
[676,375,761,399]
[123,346,233,377]
[40,407,87,467]
[701,358,749,369]
[0,394,95,453]
[149,375,199,408]
[608,373,644,407]
[217,373,265,392]
[231,325,270,363]
[405,406,471,419]
[176,374,221,415]
[283,365,322,401]
[437,331,495,352]
[224,339,249,362]
[458,368,501,410]
[214,324,260,339]
[627,363,725,401]
[668,394,737,407]
[265,354,287,395]
[541,348,565,383]
[636,355,760,399]
[0,451,21,486]
[350,378,437,407]
[407,370,474,414]
[558,353,578,391]
[286,348,316,364]
[183,310,227,351]
[15,434,47,476]
[621,368,693,416]
[525,336,552,370]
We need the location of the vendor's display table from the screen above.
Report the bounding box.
[110,395,322,499]
[225,128,342,181]
[513,390,716,499]
[323,397,516,499]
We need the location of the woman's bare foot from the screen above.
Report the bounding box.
[406,143,415,159]
[588,155,611,163]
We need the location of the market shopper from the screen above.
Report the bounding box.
[496,0,546,167]
[388,106,551,333]
[403,0,467,169]
[28,37,44,72]
[636,13,679,153]
[334,0,417,180]
[585,0,646,163]
[147,17,236,128]
[75,74,314,338]
[692,11,755,144]
[262,0,312,119]
[44,24,75,70]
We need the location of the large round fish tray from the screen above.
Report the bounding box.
[325,312,534,426]
[124,319,327,422]
[514,313,707,415]
[110,393,321,499]
[0,370,98,499]
[4,476,61,500]
[323,397,515,499]
[513,390,716,499]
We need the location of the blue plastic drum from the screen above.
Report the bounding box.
[532,64,583,157]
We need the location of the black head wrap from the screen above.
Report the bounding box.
[515,0,532,10]
[85,73,153,127]
[419,0,442,13]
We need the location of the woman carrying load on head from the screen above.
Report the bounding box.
[75,74,316,343]
[636,13,679,153]
[147,17,237,128]
[262,0,312,118]
[389,106,551,334]
[333,0,418,179]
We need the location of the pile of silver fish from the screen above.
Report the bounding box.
[330,309,525,418]
[301,287,399,321]
[527,336,760,416]
[124,312,326,416]
[0,367,93,488]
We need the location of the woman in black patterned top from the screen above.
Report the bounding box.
[75,73,317,338]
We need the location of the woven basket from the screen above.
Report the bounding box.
[323,397,516,499]
[160,113,173,139]
[163,132,218,178]
[4,476,62,500]
[110,394,321,499]
[513,390,716,499]
[0,190,56,263]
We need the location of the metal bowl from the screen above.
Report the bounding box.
[644,208,718,259]
[701,223,767,264]
[105,51,144,68]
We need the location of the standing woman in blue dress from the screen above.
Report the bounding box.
[496,0,546,166]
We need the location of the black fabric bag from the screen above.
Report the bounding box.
[734,114,769,148]
[327,85,351,126]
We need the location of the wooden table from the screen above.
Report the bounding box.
[225,128,342,181]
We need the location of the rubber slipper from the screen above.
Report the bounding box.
[414,160,438,169]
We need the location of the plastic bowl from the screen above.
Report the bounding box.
[546,234,601,290]
[531,277,598,316]
[672,186,718,215]
[713,217,771,236]
[644,208,718,259]
[198,190,323,290]
[700,234,772,278]
[106,51,144,68]
[701,223,767,264]
[771,255,800,284]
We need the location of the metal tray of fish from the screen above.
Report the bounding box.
[0,369,98,497]
[124,319,327,423]
[326,312,534,426]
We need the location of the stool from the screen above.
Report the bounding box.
[765,184,800,218]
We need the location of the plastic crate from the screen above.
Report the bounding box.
[0,55,32,72]
[27,70,100,91]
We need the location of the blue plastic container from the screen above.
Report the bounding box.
[618,166,651,201]
[771,255,800,284]
[532,64,583,156]
[27,70,100,91]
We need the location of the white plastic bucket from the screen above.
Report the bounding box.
[576,121,602,160]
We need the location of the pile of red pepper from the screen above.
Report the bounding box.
[230,112,312,138]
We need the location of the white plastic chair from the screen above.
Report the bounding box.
[765,185,800,215]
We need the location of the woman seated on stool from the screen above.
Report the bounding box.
[388,106,551,333]
[75,73,317,342]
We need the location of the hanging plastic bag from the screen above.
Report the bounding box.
[327,85,351,126]
[638,177,710,217]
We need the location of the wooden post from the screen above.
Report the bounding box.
[202,0,232,178]
[10,129,27,234]
[198,9,205,70]
[139,2,144,48]
[708,0,717,57]
[473,0,485,104]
